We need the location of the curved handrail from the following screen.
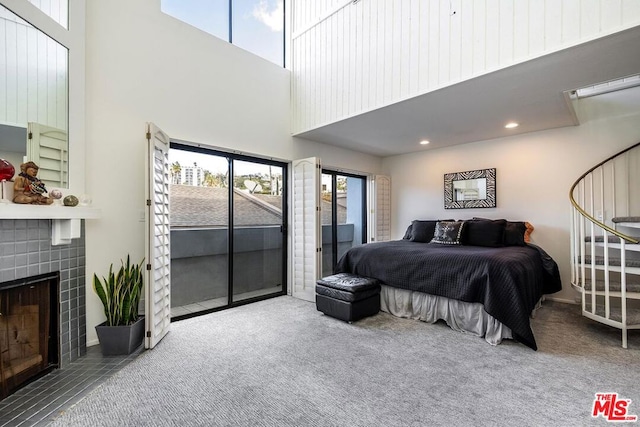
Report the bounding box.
[569,141,640,244]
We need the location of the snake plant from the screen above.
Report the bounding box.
[93,255,144,326]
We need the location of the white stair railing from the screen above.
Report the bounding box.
[569,141,640,348]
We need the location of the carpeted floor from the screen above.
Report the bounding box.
[48,297,639,427]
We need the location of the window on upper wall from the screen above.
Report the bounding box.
[161,0,284,67]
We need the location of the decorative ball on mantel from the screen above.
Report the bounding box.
[50,189,63,200]
[0,159,15,181]
[63,195,79,207]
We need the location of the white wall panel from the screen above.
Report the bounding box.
[417,0,429,92]
[0,10,67,132]
[561,0,581,43]
[600,0,621,30]
[458,1,473,82]
[438,0,451,84]
[544,0,562,51]
[513,1,530,62]
[497,0,513,65]
[27,0,67,28]
[528,1,545,57]
[623,0,640,23]
[373,1,384,106]
[361,0,371,111]
[291,0,640,134]
[448,0,461,83]
[485,0,500,72]
[472,0,487,74]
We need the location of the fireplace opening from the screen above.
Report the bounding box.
[0,272,59,399]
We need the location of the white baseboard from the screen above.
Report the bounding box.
[86,338,100,347]
[545,296,579,304]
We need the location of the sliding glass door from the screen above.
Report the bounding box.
[168,143,287,318]
[232,160,286,302]
[321,171,367,277]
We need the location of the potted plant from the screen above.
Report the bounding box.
[93,255,145,355]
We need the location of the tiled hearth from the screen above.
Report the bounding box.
[0,219,87,368]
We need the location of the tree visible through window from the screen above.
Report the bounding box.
[161,0,284,66]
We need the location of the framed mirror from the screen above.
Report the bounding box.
[0,5,69,189]
[444,168,496,209]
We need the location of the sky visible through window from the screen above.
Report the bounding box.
[161,0,283,66]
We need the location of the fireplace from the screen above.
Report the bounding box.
[0,272,59,398]
[0,218,87,399]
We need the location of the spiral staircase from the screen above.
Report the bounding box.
[570,141,640,348]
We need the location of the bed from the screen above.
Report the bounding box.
[334,219,562,350]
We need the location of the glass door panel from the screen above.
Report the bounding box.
[336,175,366,264]
[322,171,367,275]
[168,148,229,317]
[232,160,285,302]
[321,173,334,277]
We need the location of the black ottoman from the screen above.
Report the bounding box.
[316,273,381,322]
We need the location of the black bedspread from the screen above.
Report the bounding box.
[335,240,562,350]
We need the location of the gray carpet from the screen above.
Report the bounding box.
[49,297,639,426]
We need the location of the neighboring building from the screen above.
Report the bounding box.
[175,165,204,187]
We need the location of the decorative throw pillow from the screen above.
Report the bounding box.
[524,222,534,243]
[402,224,413,240]
[503,221,527,246]
[431,221,464,245]
[464,219,506,247]
[473,217,532,246]
[409,220,438,243]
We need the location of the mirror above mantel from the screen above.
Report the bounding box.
[0,4,69,189]
[444,168,496,209]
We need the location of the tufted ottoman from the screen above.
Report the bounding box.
[316,273,381,322]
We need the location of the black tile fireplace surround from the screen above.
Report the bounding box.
[0,219,87,370]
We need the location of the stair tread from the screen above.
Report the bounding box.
[612,216,640,223]
[581,255,640,268]
[586,235,640,243]
[583,279,640,293]
[584,303,640,325]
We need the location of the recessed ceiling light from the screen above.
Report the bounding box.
[505,122,519,129]
[420,140,430,145]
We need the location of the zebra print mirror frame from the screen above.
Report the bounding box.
[444,168,496,209]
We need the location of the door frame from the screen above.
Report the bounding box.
[169,141,289,317]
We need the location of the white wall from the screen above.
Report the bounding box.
[382,87,640,304]
[291,0,640,135]
[84,0,382,345]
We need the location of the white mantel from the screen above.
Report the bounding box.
[0,202,101,220]
[0,202,101,245]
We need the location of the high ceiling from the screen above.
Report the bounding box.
[295,25,640,157]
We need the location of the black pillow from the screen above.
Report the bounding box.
[409,220,438,243]
[402,224,413,240]
[431,221,464,245]
[464,219,507,247]
[473,217,528,246]
[503,221,527,246]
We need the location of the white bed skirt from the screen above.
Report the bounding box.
[379,285,513,346]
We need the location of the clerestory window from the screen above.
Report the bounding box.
[161,0,284,67]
